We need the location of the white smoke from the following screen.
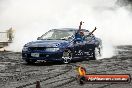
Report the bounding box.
[0,0,132,58]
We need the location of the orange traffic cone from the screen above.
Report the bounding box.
[36,81,41,88]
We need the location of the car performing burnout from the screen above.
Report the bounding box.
[22,22,102,64]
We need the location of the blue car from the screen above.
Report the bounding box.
[22,28,102,64]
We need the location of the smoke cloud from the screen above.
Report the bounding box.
[117,0,132,6]
[0,0,132,58]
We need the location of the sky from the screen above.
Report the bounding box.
[0,0,132,58]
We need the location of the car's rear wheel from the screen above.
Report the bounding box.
[90,50,96,60]
[25,59,37,64]
[89,48,96,60]
[62,49,72,64]
[90,47,102,60]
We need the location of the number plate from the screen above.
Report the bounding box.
[31,53,39,57]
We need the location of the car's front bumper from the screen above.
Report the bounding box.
[22,51,64,62]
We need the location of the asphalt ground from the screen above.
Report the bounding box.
[0,45,132,88]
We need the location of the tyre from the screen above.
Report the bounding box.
[62,49,72,64]
[93,51,96,60]
[90,50,96,60]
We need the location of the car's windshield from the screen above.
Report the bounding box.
[40,30,75,40]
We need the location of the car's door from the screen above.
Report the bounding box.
[71,30,86,58]
[73,42,85,58]
[72,30,95,58]
[83,34,96,58]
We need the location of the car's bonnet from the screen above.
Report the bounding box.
[26,40,70,48]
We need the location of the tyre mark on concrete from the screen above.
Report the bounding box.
[53,77,76,88]
[16,65,73,88]
[45,77,75,85]
[51,64,82,88]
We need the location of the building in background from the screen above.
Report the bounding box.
[0,28,14,49]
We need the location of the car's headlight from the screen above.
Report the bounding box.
[46,48,59,52]
[22,47,28,51]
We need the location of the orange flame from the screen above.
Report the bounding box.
[77,66,86,76]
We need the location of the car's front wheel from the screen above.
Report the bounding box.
[62,49,72,64]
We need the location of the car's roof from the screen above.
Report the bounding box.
[52,28,89,31]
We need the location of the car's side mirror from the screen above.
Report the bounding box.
[37,37,41,40]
